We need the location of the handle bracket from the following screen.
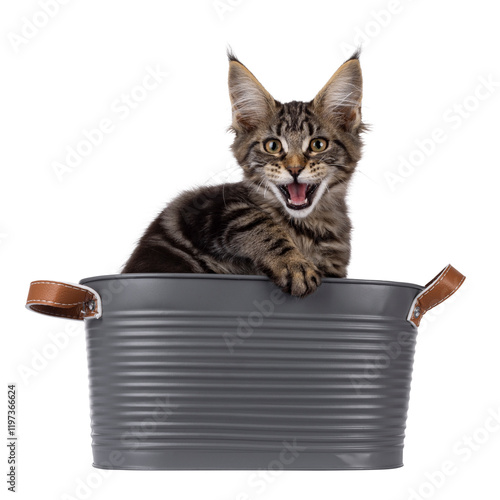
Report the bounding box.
[408,264,465,327]
[26,281,102,320]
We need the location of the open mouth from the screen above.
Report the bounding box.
[277,182,320,210]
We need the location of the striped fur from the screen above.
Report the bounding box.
[123,51,365,297]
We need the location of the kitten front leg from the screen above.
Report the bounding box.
[222,212,322,297]
[270,250,322,297]
[315,247,350,279]
[316,260,348,279]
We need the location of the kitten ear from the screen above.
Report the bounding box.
[228,54,277,132]
[312,53,363,132]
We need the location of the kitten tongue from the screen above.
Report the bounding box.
[287,182,308,205]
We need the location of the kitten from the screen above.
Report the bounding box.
[123,50,365,297]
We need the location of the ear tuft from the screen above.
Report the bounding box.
[226,45,240,64]
[344,47,361,63]
[228,57,276,132]
[313,55,363,133]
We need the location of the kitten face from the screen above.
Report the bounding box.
[228,52,364,218]
[236,101,356,218]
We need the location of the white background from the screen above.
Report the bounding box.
[1,0,499,499]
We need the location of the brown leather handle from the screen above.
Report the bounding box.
[26,280,102,320]
[25,266,464,324]
[408,264,466,326]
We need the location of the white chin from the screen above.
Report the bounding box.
[269,181,327,219]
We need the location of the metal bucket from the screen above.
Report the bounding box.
[26,266,465,470]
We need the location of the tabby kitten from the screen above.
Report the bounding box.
[123,50,365,297]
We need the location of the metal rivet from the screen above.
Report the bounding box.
[87,300,95,312]
[414,306,421,318]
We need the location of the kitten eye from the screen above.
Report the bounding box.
[264,139,282,154]
[310,138,328,152]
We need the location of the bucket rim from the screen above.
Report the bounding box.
[80,273,424,291]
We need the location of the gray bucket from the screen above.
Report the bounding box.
[26,266,465,470]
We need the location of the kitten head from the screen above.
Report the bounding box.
[228,50,365,219]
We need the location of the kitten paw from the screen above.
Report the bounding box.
[276,259,322,297]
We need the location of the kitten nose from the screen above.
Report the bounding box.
[286,165,305,178]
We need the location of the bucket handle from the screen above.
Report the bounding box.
[407,264,465,326]
[25,265,465,324]
[25,281,102,320]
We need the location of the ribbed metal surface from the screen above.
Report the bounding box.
[80,274,422,470]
